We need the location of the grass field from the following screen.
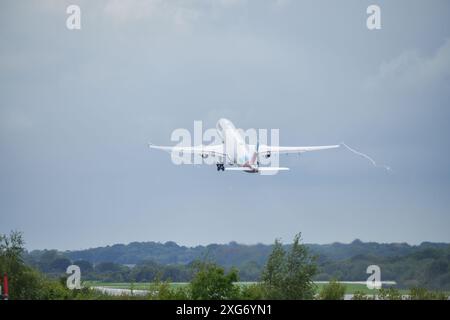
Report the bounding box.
[85,281,400,295]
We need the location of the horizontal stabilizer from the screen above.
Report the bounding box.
[224,167,290,172]
[257,167,290,172]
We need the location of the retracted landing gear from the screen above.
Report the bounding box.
[216,163,225,171]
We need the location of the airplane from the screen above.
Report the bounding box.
[149,118,340,174]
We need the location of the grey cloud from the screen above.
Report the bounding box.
[367,38,450,90]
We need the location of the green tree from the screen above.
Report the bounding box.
[50,257,72,272]
[37,250,60,272]
[284,234,317,299]
[73,260,94,274]
[190,261,239,300]
[95,262,122,273]
[261,233,318,299]
[319,279,346,300]
[261,238,286,299]
[0,231,30,299]
[0,231,71,299]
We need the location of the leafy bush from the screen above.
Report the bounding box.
[238,283,266,300]
[190,261,239,300]
[319,279,346,300]
[378,287,403,300]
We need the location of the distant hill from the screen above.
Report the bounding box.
[309,240,449,262]
[57,239,449,267]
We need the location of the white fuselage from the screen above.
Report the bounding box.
[216,118,257,171]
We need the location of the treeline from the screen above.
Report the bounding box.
[24,250,194,282]
[2,231,449,300]
[25,239,450,290]
[24,252,256,283]
[317,246,450,289]
[1,231,321,300]
[53,239,448,266]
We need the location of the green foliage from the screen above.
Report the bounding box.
[148,280,190,300]
[190,261,239,300]
[319,245,450,290]
[25,239,450,290]
[408,287,448,300]
[64,239,449,267]
[261,238,285,299]
[95,262,123,273]
[0,231,24,262]
[73,260,94,273]
[49,257,71,272]
[5,231,450,300]
[284,234,318,299]
[378,287,403,300]
[261,233,318,299]
[0,231,74,300]
[319,279,346,300]
[129,260,192,282]
[238,283,266,300]
[0,231,38,299]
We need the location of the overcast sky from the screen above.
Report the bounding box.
[1,0,450,250]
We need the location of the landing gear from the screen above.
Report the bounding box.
[216,163,225,171]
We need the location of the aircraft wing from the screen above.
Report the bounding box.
[258,144,340,156]
[149,143,226,157]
